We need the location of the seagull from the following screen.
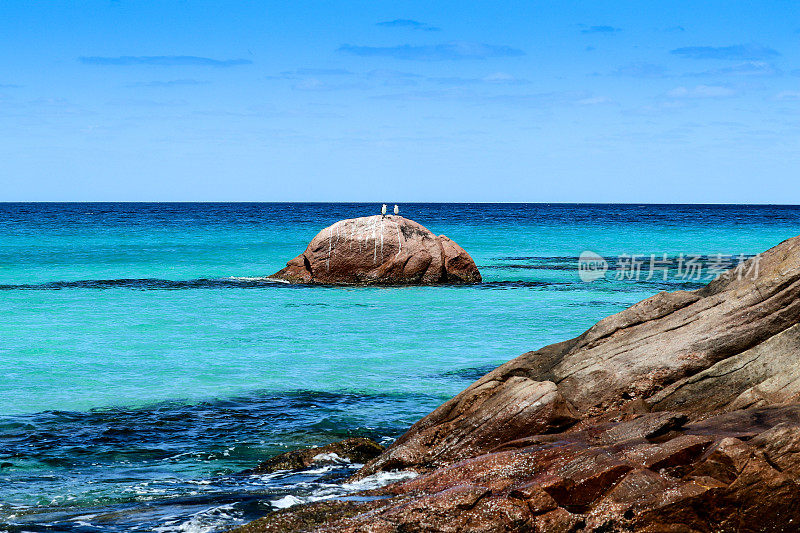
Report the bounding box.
[393,204,399,215]
[381,204,387,216]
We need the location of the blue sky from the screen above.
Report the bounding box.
[1,1,798,202]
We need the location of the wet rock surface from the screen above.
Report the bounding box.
[242,438,384,474]
[232,407,800,532]
[233,235,800,532]
[270,215,481,285]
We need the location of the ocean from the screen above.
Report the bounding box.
[2,203,800,532]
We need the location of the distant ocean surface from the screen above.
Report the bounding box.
[2,203,800,532]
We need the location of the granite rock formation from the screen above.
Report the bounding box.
[270,215,481,285]
[234,405,800,532]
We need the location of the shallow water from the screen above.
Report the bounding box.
[2,203,799,531]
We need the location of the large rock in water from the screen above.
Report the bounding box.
[233,235,800,533]
[270,215,481,285]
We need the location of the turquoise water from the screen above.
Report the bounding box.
[2,203,799,531]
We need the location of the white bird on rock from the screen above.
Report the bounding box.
[381,204,387,216]
[394,204,399,215]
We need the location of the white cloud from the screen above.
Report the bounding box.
[338,42,525,61]
[482,72,525,84]
[687,61,782,77]
[776,91,800,101]
[667,85,736,99]
[576,96,613,105]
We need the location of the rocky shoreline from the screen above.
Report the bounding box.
[234,235,800,532]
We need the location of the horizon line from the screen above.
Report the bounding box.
[2,201,800,207]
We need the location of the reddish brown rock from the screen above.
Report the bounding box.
[243,437,384,474]
[270,215,481,285]
[509,484,559,514]
[230,406,800,533]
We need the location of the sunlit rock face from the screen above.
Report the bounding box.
[270,215,481,285]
